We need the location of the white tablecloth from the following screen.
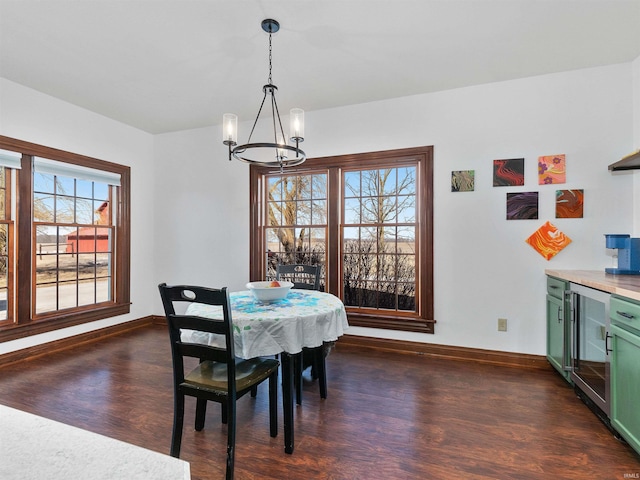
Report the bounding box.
[182,290,348,359]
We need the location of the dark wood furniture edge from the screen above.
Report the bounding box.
[337,334,548,370]
[0,316,162,369]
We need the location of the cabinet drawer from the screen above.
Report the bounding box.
[547,276,567,299]
[611,295,640,332]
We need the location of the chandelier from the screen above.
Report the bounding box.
[223,19,306,169]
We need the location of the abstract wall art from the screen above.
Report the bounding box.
[451,170,475,192]
[493,158,525,186]
[538,154,566,185]
[556,189,584,218]
[525,221,572,260]
[506,192,539,220]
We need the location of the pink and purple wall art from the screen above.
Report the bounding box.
[493,158,525,186]
[506,192,539,220]
[538,154,566,185]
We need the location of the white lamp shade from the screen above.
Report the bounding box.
[223,113,237,144]
[289,108,304,140]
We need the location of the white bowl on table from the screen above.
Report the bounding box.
[246,280,294,302]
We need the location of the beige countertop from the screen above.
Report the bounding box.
[545,269,640,302]
[0,404,190,480]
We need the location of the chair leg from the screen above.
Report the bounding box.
[294,352,303,405]
[269,370,278,437]
[170,394,185,457]
[225,399,236,480]
[315,346,327,399]
[195,398,207,431]
[221,402,228,424]
[250,385,258,398]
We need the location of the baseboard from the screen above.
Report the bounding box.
[0,317,547,371]
[337,334,548,370]
[0,316,157,369]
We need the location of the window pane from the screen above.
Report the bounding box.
[75,198,95,224]
[33,193,54,222]
[55,176,74,195]
[56,195,75,223]
[297,175,312,199]
[94,182,109,201]
[58,280,78,310]
[344,171,360,197]
[76,179,93,199]
[311,199,326,225]
[312,174,327,198]
[34,172,55,194]
[267,177,282,201]
[296,200,311,224]
[344,198,360,224]
[0,223,7,321]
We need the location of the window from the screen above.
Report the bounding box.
[0,151,15,323]
[250,146,433,333]
[0,136,130,342]
[265,173,327,285]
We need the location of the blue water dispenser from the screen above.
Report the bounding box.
[605,234,640,275]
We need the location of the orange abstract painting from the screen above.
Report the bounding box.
[556,189,584,218]
[526,221,572,260]
[538,154,566,185]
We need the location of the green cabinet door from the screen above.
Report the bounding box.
[546,293,571,382]
[611,323,640,455]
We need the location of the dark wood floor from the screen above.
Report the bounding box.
[1,324,638,479]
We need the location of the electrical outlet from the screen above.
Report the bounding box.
[498,318,508,332]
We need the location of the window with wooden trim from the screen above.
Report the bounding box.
[0,136,131,342]
[0,158,14,323]
[250,146,434,333]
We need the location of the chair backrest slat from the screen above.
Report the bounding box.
[276,264,320,291]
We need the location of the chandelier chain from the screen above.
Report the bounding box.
[268,31,273,84]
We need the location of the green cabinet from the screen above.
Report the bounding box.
[610,295,640,455]
[546,276,571,383]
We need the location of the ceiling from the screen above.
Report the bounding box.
[1,0,639,135]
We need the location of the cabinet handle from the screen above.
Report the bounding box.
[605,333,612,354]
[616,310,636,320]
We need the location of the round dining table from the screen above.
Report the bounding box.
[182,289,349,454]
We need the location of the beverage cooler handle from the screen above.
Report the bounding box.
[605,332,613,354]
[562,290,574,372]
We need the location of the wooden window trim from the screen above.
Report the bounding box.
[250,146,434,333]
[0,135,131,343]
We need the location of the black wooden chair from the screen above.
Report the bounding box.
[275,264,328,404]
[158,283,279,480]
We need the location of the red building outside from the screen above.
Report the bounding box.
[65,201,111,254]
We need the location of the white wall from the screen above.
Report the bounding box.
[155,63,635,356]
[0,60,636,357]
[153,126,250,291]
[0,78,156,355]
[633,55,640,235]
